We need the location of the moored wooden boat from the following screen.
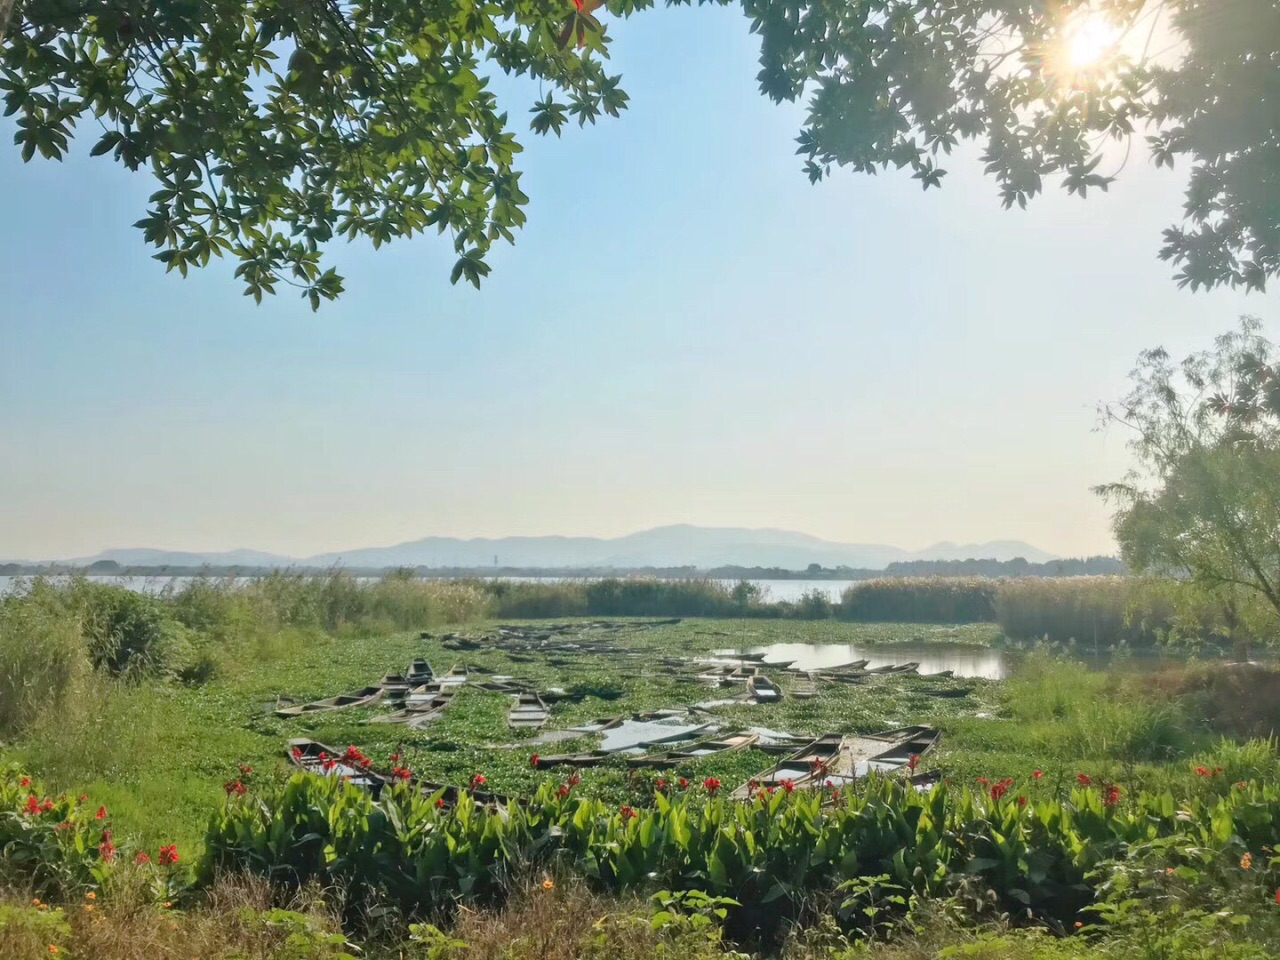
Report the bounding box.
[438,663,469,687]
[627,732,760,769]
[406,659,434,685]
[865,662,920,675]
[285,738,389,791]
[508,692,550,730]
[748,673,782,703]
[791,672,818,699]
[275,686,383,718]
[731,733,845,798]
[367,684,456,727]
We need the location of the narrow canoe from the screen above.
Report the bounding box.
[275,686,383,718]
[747,674,782,702]
[627,732,761,769]
[508,692,550,730]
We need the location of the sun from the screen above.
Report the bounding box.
[1064,11,1123,70]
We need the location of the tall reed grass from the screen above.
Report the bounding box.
[839,578,997,623]
[994,577,1175,648]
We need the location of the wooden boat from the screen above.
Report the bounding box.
[865,662,920,675]
[508,692,550,730]
[285,738,389,792]
[732,725,941,798]
[287,738,508,806]
[438,663,469,687]
[406,659,434,685]
[812,659,869,674]
[367,685,456,727]
[532,750,609,769]
[731,733,845,798]
[627,732,760,769]
[791,672,818,699]
[275,686,383,718]
[923,686,973,699]
[748,673,782,702]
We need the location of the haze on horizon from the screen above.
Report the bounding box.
[0,5,1267,564]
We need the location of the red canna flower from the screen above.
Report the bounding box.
[470,773,486,790]
[990,777,1014,802]
[976,776,990,787]
[529,754,540,768]
[656,778,667,790]
[391,766,412,782]
[678,777,689,790]
[1076,773,1092,786]
[99,831,115,863]
[78,795,87,804]
[24,794,40,816]
[567,773,581,787]
[1236,781,1247,789]
[1033,770,1043,780]
[19,776,30,788]
[321,758,337,772]
[907,753,920,774]
[619,804,636,821]
[291,747,303,761]
[780,778,796,794]
[95,805,107,820]
[134,851,151,864]
[157,844,179,866]
[702,777,721,796]
[1194,766,1210,777]
[223,780,247,796]
[556,784,570,798]
[1103,784,1121,808]
[1275,888,1280,905]
[1017,796,1028,808]
[41,797,54,812]
[435,797,445,808]
[238,763,253,778]
[389,753,401,764]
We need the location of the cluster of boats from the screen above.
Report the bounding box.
[284,720,941,805]
[275,659,554,730]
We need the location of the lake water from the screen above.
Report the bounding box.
[715,642,1009,679]
[0,574,858,603]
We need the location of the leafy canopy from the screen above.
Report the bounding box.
[3,0,1277,305]
[1097,317,1280,638]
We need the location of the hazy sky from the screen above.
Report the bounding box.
[0,6,1270,562]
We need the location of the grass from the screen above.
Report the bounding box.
[3,618,1004,851]
[5,614,1273,856]
[4,608,1280,958]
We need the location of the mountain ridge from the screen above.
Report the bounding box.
[49,524,1060,570]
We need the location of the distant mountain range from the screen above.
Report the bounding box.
[46,525,1060,571]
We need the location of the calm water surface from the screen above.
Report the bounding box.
[715,642,1009,679]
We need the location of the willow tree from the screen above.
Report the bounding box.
[1098,318,1280,650]
[3,1,1277,305]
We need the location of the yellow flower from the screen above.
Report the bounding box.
[31,898,42,907]
[83,905,95,913]
[1241,852,1253,871]
[85,891,96,900]
[48,947,59,955]
[542,877,555,890]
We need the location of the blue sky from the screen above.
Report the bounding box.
[0,5,1268,561]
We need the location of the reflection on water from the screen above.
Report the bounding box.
[717,643,1009,680]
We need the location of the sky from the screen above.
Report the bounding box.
[0,6,1271,563]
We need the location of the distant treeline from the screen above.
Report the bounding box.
[1,555,1125,580]
[881,556,1127,578]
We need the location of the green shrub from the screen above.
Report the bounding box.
[68,580,191,677]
